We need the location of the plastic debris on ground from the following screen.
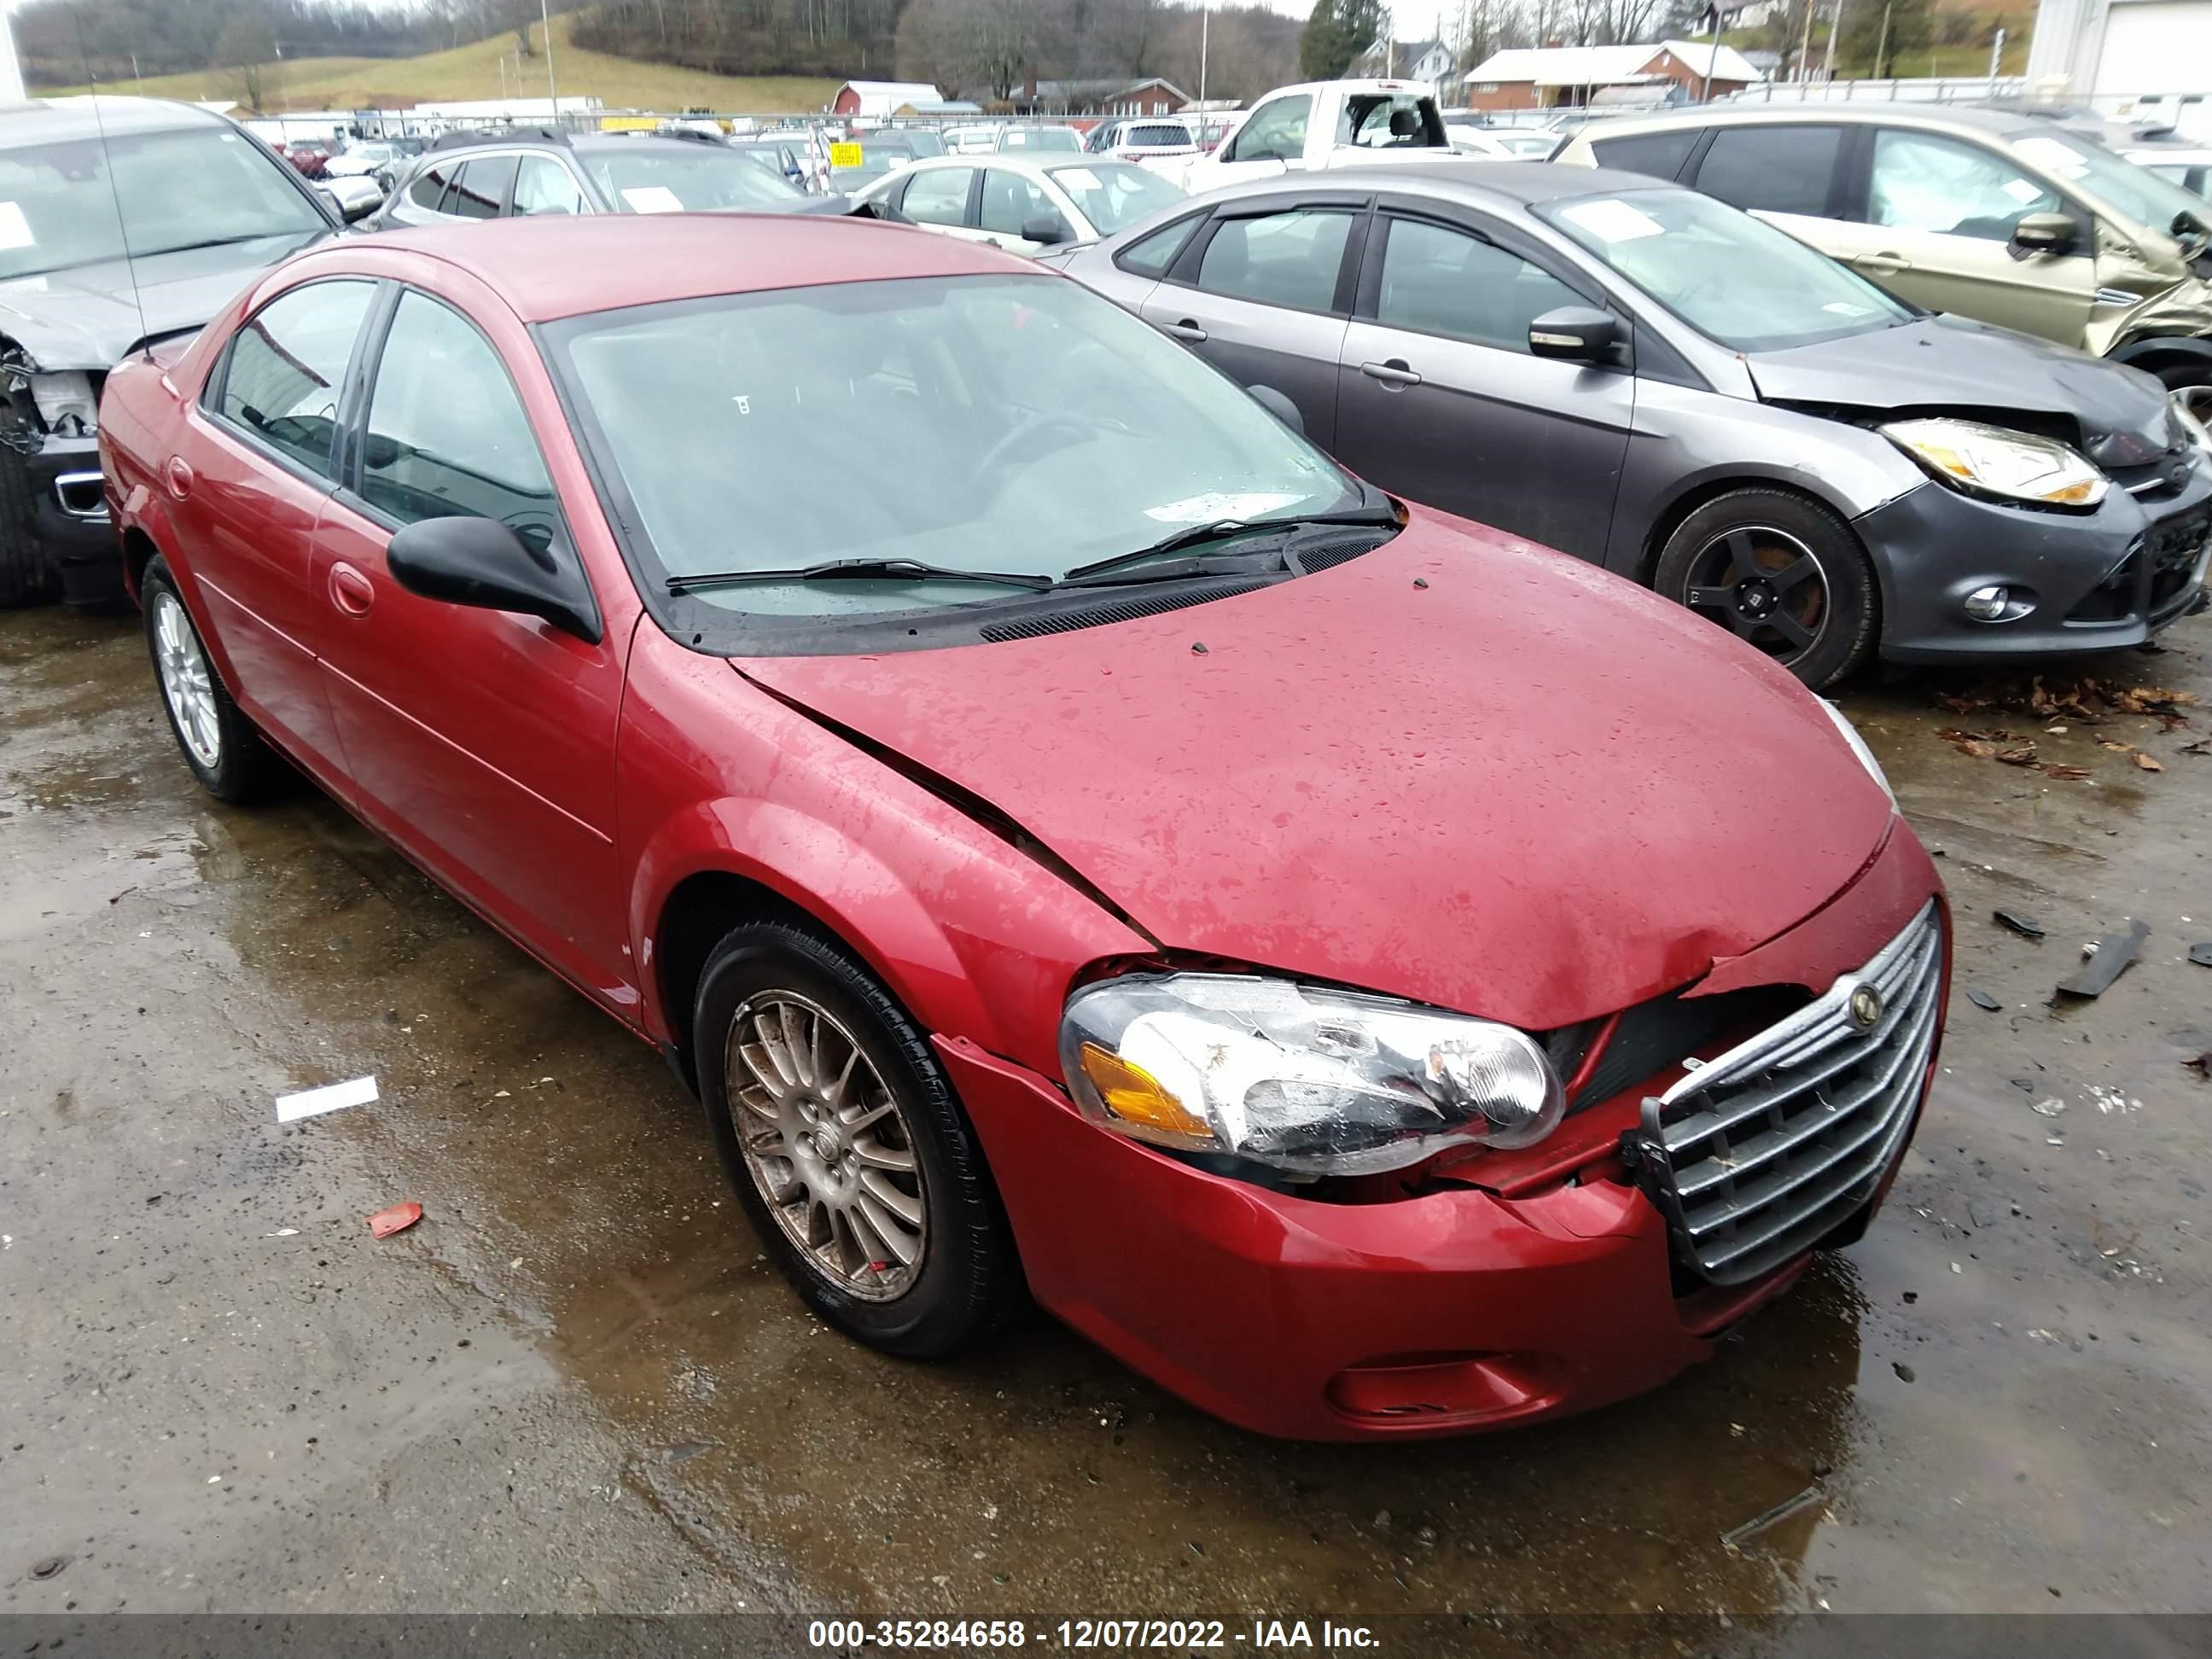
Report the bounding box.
[367,1201,423,1238]
[2053,920,2149,1000]
[275,1075,379,1123]
[2190,943,2212,968]
[1966,988,2002,1011]
[1994,909,2046,940]
[1720,1485,1826,1554]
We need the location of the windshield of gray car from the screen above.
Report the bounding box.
[578,145,806,212]
[2005,130,2212,234]
[0,125,327,282]
[548,273,1357,618]
[1539,186,1912,352]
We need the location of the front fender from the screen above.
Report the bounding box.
[619,630,1152,1075]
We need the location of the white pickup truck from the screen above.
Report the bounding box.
[1158,79,1458,195]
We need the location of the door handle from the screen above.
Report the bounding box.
[1159,319,1208,343]
[1857,251,1912,276]
[164,457,194,500]
[1360,358,1423,388]
[328,561,375,617]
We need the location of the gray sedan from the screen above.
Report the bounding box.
[1049,162,2212,686]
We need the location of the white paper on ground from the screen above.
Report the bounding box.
[275,1075,379,1123]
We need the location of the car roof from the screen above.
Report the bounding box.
[1188,159,1669,213]
[341,213,1039,322]
[1579,102,2034,141]
[894,150,1114,179]
[0,95,225,148]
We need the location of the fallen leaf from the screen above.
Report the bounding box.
[2040,765,2093,781]
[367,1201,422,1239]
[1996,745,2039,765]
[2098,740,2135,753]
[2134,751,2163,772]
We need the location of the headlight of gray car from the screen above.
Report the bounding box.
[1061,974,1565,1176]
[1882,417,2106,508]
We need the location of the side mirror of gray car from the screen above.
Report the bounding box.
[1246,384,1304,434]
[1022,215,1068,246]
[387,515,601,643]
[1527,306,1619,363]
[2010,212,2077,257]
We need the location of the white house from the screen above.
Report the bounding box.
[1355,38,1460,102]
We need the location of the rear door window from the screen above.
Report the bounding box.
[1695,125,1843,217]
[448,154,516,219]
[1589,127,1701,181]
[408,162,451,212]
[512,154,585,216]
[1195,207,1355,312]
[216,279,379,479]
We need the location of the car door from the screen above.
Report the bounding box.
[172,277,381,779]
[309,284,633,1006]
[1683,121,1854,259]
[896,164,984,244]
[1837,125,2097,345]
[977,164,1072,253]
[1330,207,1633,560]
[1198,95,1312,190]
[1138,197,1364,448]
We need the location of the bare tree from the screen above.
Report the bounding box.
[212,14,275,111]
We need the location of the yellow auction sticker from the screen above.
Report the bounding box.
[829,142,864,168]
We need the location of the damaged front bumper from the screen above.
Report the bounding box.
[23,432,124,608]
[941,827,1944,1441]
[1859,463,2212,664]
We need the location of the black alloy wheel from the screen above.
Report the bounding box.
[1654,488,1877,690]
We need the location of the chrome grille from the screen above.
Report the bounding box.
[1631,900,1943,1287]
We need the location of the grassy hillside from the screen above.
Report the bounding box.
[37,15,841,116]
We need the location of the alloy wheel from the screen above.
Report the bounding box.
[152,591,222,769]
[2177,381,2212,429]
[725,991,927,1301]
[1680,527,1830,665]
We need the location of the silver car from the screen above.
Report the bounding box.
[1050,162,2212,686]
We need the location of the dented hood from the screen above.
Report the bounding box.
[740,513,1895,1031]
[1748,314,2175,463]
[0,231,325,369]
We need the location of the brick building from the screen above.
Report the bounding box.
[1459,41,1764,111]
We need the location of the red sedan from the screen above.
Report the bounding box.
[97,215,1946,1439]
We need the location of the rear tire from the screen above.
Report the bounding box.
[0,434,57,608]
[141,556,288,803]
[1652,488,1877,691]
[695,920,1023,1359]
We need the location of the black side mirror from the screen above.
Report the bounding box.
[1246,384,1304,434]
[2010,211,2077,256]
[1022,215,1068,246]
[386,514,600,643]
[1527,306,1619,363]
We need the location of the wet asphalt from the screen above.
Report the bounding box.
[2,600,2209,1621]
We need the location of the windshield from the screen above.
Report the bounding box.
[579,146,805,212]
[1540,187,1912,352]
[343,143,397,164]
[0,125,325,282]
[905,131,947,157]
[2008,130,2212,235]
[550,274,1354,618]
[1045,161,1184,234]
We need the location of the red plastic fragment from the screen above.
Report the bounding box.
[367,1201,422,1238]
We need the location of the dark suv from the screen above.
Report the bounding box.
[371,128,852,229]
[0,96,341,607]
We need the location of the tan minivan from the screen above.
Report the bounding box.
[1555,106,2212,407]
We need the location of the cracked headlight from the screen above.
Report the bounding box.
[1882,416,2106,507]
[1060,974,1564,1176]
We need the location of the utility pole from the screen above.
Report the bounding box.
[1872,0,1892,78]
[1199,0,1209,103]
[1703,0,1722,100]
[1821,0,1844,80]
[540,0,560,119]
[1796,0,1816,79]
[1988,25,2005,77]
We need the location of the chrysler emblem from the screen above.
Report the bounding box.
[1848,986,1883,1030]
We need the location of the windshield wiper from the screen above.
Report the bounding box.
[131,231,314,259]
[666,556,1054,594]
[1057,506,1400,587]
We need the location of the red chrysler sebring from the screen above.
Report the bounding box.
[97,216,1946,1439]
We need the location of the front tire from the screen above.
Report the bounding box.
[142,556,288,803]
[695,920,1022,1358]
[1652,488,1877,690]
[0,436,56,608]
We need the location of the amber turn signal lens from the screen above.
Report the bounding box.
[1077,1041,1211,1138]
